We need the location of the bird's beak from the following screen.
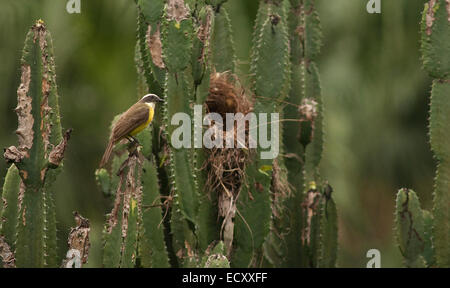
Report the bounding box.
[157,97,164,103]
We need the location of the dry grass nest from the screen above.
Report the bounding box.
[203,72,252,204]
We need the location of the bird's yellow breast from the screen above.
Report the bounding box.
[130,103,154,136]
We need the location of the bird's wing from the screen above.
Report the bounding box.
[112,103,149,141]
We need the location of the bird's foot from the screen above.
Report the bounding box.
[129,136,141,147]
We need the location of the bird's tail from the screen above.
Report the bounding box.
[100,139,114,168]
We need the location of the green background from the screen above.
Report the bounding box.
[0,0,433,267]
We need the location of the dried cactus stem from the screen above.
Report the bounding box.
[62,212,90,268]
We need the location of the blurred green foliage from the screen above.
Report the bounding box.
[0,0,433,267]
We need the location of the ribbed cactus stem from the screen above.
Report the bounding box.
[192,5,220,252]
[0,165,21,250]
[160,0,199,265]
[138,158,170,267]
[120,158,140,268]
[161,1,197,220]
[210,6,235,73]
[2,20,69,268]
[269,0,328,268]
[421,0,450,79]
[102,153,127,267]
[420,0,450,268]
[395,189,426,267]
[232,0,290,268]
[102,153,142,268]
[429,80,450,267]
[317,185,338,268]
[136,0,166,87]
[421,210,436,267]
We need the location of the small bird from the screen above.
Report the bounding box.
[100,94,164,167]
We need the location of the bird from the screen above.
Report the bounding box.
[100,93,164,167]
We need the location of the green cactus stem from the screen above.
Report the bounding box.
[136,0,166,88]
[421,210,436,267]
[2,20,70,268]
[232,0,290,268]
[420,0,450,268]
[429,80,450,267]
[421,0,450,79]
[161,1,198,226]
[210,6,235,73]
[102,153,145,268]
[138,157,170,267]
[0,165,21,251]
[192,5,221,253]
[395,189,426,267]
[102,152,128,267]
[160,3,199,266]
[317,184,338,268]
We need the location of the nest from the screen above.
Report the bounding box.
[203,72,252,254]
[204,72,251,198]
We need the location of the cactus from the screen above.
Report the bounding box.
[0,165,21,252]
[62,212,90,268]
[396,0,450,268]
[1,20,71,268]
[161,0,198,226]
[100,145,172,268]
[97,0,338,268]
[421,0,450,79]
[317,184,338,268]
[138,158,170,267]
[429,80,450,267]
[395,189,426,268]
[423,0,450,268]
[232,0,290,268]
[101,153,127,267]
[210,6,235,73]
[260,0,337,268]
[160,2,199,266]
[192,5,220,253]
[421,210,436,267]
[394,0,449,268]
